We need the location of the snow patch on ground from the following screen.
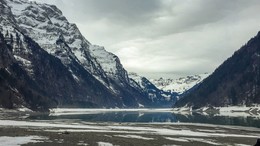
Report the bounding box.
[184,138,221,145]
[49,108,173,116]
[174,105,260,118]
[17,107,32,112]
[0,136,47,146]
[234,144,251,146]
[138,103,144,108]
[196,129,226,133]
[97,142,114,146]
[164,137,189,142]
[13,55,33,74]
[77,141,88,146]
[216,106,260,117]
[114,135,154,140]
[165,137,221,145]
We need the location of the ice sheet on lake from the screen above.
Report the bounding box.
[0,136,47,146]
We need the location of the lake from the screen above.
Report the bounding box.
[25,108,260,128]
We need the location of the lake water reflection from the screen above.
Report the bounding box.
[27,110,260,128]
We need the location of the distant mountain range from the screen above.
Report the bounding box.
[175,32,260,108]
[128,72,177,107]
[149,73,209,95]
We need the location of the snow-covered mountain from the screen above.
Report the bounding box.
[0,0,168,110]
[6,0,130,92]
[128,73,177,107]
[150,73,209,95]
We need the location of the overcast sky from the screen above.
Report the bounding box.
[32,0,260,78]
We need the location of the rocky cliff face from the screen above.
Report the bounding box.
[175,32,260,108]
[0,0,162,110]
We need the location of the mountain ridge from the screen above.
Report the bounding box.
[150,73,209,95]
[175,31,260,108]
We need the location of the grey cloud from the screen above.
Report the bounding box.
[59,0,164,25]
[32,0,260,78]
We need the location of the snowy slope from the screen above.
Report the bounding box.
[150,73,209,95]
[6,0,129,93]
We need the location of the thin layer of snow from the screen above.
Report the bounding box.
[50,108,173,116]
[216,106,260,117]
[0,136,47,146]
[217,106,253,112]
[0,120,105,130]
[97,142,114,146]
[172,106,192,112]
[17,108,32,112]
[161,93,171,101]
[13,55,31,66]
[128,72,145,89]
[0,120,260,139]
[74,49,85,62]
[114,135,154,140]
[164,137,189,142]
[196,129,226,133]
[77,141,88,146]
[166,137,221,145]
[138,103,144,108]
[175,106,260,118]
[13,55,33,74]
[183,137,221,145]
[234,144,251,146]
[202,107,209,112]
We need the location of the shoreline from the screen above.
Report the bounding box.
[0,122,259,146]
